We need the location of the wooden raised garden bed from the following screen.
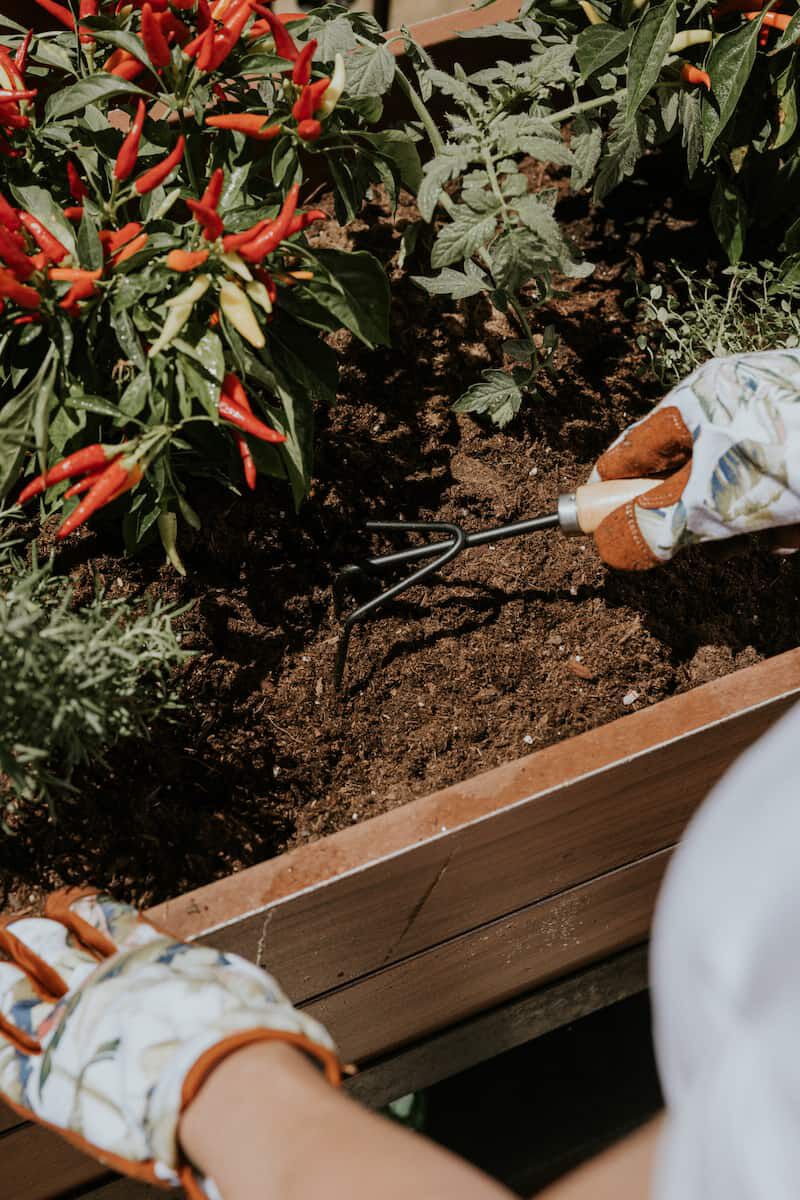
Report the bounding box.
[3,3,800,1198]
[4,645,799,1199]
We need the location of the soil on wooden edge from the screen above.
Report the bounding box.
[4,154,800,911]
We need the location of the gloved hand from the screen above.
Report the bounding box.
[591,349,800,569]
[0,890,340,1197]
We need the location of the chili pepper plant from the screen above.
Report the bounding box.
[0,0,419,555]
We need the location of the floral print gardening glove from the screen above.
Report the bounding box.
[0,890,340,1198]
[591,349,800,569]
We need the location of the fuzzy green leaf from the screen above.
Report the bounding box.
[453,370,524,427]
[412,268,488,298]
[345,43,396,96]
[430,210,498,268]
[576,24,631,79]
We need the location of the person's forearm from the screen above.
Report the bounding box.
[534,1116,663,1200]
[179,1040,516,1200]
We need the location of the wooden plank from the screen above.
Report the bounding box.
[0,1122,110,1200]
[306,849,668,1062]
[0,1104,22,1135]
[155,649,800,1001]
[0,851,665,1200]
[347,944,649,1108]
[78,1183,158,1200]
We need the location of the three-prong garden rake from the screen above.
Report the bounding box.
[333,476,657,689]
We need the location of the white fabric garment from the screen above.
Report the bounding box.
[651,699,800,1198]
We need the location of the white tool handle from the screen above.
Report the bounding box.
[558,478,662,534]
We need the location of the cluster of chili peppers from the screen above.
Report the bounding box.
[154,167,324,358]
[0,35,35,157]
[207,9,346,144]
[0,189,101,319]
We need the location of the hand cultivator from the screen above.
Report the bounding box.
[333,476,657,689]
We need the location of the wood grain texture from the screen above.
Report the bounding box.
[346,944,649,1108]
[154,649,800,1003]
[0,1122,111,1200]
[0,1104,22,1135]
[306,849,668,1062]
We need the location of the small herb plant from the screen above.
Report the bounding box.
[0,1,418,554]
[0,522,187,825]
[637,260,800,383]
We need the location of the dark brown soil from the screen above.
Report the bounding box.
[3,157,799,910]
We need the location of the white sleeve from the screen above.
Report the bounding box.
[650,700,800,1200]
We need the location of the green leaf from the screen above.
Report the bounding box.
[431,209,497,269]
[773,58,798,151]
[177,330,225,417]
[570,115,603,191]
[0,349,57,500]
[775,8,800,50]
[453,369,524,427]
[67,394,125,421]
[303,248,391,347]
[362,131,423,193]
[710,175,747,263]
[625,0,677,124]
[576,24,632,79]
[45,75,145,123]
[33,356,58,475]
[702,17,764,159]
[679,89,703,177]
[345,43,396,96]
[79,18,155,70]
[77,211,103,272]
[308,14,357,58]
[9,184,77,260]
[412,268,488,299]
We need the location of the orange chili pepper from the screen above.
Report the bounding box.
[167,247,210,271]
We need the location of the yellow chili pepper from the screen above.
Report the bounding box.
[219,279,266,348]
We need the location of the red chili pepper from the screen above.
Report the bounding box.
[19,211,69,264]
[64,465,112,499]
[0,88,36,104]
[134,134,185,194]
[18,444,120,505]
[112,231,148,264]
[219,375,285,443]
[79,0,98,43]
[222,373,258,487]
[100,222,143,256]
[171,0,196,8]
[680,63,711,89]
[292,84,314,123]
[252,4,298,60]
[201,166,225,209]
[63,206,84,221]
[14,30,33,74]
[167,247,210,271]
[0,268,39,308]
[287,208,326,235]
[291,37,316,85]
[115,98,146,181]
[105,50,147,80]
[206,112,282,139]
[34,0,75,30]
[744,9,791,26]
[205,2,252,70]
[158,9,191,44]
[0,107,30,130]
[49,266,102,281]
[60,275,99,314]
[0,191,21,232]
[0,228,33,278]
[186,198,224,239]
[221,218,269,252]
[237,182,299,262]
[141,2,172,66]
[67,160,88,202]
[57,458,143,539]
[296,117,321,142]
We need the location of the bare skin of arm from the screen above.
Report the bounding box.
[180,1041,661,1200]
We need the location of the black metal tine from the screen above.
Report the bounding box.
[334,521,466,692]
